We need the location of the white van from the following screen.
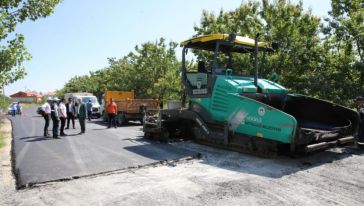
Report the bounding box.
[64,93,101,118]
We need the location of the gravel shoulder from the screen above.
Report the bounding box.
[2,140,364,206]
[0,114,16,198]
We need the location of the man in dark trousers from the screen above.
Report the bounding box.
[50,97,60,138]
[107,98,117,128]
[41,98,52,136]
[65,98,76,129]
[355,96,364,147]
[86,99,93,121]
[58,98,68,136]
[77,98,87,134]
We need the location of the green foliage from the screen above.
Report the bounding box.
[0,131,5,148]
[61,0,362,107]
[0,94,12,111]
[192,0,363,106]
[59,38,182,103]
[0,0,61,87]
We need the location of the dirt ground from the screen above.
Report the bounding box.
[1,132,364,206]
[0,116,16,195]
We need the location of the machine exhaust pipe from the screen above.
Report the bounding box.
[305,142,329,153]
[337,136,355,145]
[304,136,355,153]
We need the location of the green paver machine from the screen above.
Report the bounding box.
[143,33,360,156]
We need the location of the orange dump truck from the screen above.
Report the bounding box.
[101,90,160,125]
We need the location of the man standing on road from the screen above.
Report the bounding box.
[11,103,17,117]
[65,98,76,129]
[87,99,92,121]
[50,97,60,138]
[16,102,22,116]
[77,98,87,134]
[58,98,68,136]
[107,98,117,128]
[41,98,52,136]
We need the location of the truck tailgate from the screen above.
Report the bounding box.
[116,99,159,114]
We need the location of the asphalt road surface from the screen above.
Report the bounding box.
[10,107,197,187]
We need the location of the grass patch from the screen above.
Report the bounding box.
[0,131,5,149]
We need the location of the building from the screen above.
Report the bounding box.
[10,91,43,103]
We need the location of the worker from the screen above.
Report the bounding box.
[65,98,76,129]
[58,98,68,136]
[41,98,52,136]
[51,97,60,139]
[86,99,93,121]
[77,97,87,134]
[11,103,17,117]
[197,61,207,73]
[356,96,364,147]
[50,97,60,138]
[16,102,22,116]
[107,98,117,128]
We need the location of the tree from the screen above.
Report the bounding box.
[59,38,182,104]
[192,0,359,106]
[0,0,61,87]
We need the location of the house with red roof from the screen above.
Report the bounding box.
[10,91,43,103]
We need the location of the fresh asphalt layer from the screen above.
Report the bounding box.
[10,107,197,187]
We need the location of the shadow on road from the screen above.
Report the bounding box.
[20,136,52,142]
[91,119,142,127]
[20,133,83,142]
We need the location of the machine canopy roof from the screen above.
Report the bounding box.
[180,34,274,53]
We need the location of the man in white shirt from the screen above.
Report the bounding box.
[58,98,68,136]
[41,97,52,136]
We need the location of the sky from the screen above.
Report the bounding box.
[5,0,331,96]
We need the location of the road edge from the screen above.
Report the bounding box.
[0,114,16,190]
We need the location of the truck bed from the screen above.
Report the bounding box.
[115,99,159,114]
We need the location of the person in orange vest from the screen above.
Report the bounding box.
[107,98,117,128]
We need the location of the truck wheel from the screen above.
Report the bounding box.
[117,113,126,126]
[160,128,170,142]
[144,132,151,139]
[102,112,108,122]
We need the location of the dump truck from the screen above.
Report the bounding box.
[143,33,360,156]
[101,90,160,125]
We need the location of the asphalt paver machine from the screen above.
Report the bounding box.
[143,33,360,156]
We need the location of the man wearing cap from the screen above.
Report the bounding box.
[355,96,364,146]
[51,97,60,138]
[41,98,52,136]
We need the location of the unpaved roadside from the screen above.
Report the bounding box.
[0,115,16,197]
[2,140,364,206]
